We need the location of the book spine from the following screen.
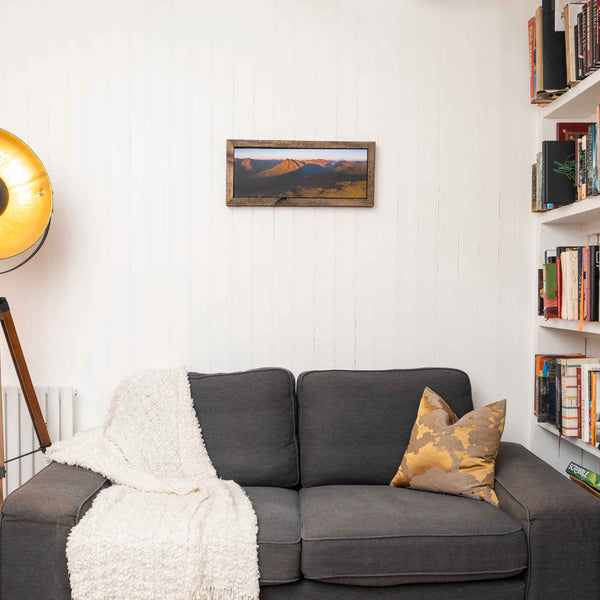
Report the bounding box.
[578,366,582,438]
[584,5,589,75]
[577,12,583,79]
[529,17,536,102]
[591,0,598,69]
[584,247,590,321]
[536,6,545,92]
[587,127,594,196]
[532,163,537,211]
[557,246,563,317]
[591,246,600,321]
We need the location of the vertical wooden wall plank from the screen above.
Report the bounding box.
[414,1,442,367]
[333,0,358,369]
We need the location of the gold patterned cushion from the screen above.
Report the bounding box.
[390,387,506,505]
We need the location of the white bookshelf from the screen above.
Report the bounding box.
[533,69,600,471]
[538,316,600,335]
[537,422,600,460]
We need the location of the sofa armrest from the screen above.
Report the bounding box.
[1,462,109,600]
[495,442,600,600]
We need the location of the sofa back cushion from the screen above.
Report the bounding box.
[297,368,473,486]
[188,368,299,487]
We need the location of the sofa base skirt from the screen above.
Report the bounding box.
[260,576,526,600]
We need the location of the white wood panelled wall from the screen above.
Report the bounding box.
[0,0,538,443]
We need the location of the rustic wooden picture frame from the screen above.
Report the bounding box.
[226,139,375,207]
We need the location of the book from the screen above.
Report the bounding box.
[580,362,600,441]
[542,141,577,207]
[559,358,600,434]
[536,151,544,211]
[543,261,559,317]
[590,245,600,321]
[566,461,600,490]
[535,354,585,425]
[556,122,594,140]
[541,0,569,91]
[532,163,538,212]
[564,4,586,84]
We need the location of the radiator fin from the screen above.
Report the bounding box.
[2,386,75,498]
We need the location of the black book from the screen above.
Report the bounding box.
[583,3,589,75]
[590,245,600,321]
[541,0,568,91]
[542,140,577,207]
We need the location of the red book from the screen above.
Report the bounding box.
[556,122,595,140]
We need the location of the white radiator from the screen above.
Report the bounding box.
[2,386,75,497]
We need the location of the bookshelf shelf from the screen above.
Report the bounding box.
[538,316,600,334]
[538,195,600,226]
[541,68,600,120]
[537,422,600,460]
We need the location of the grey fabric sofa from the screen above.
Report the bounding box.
[2,367,600,600]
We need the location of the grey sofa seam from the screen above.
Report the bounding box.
[303,567,529,580]
[494,480,533,598]
[259,538,301,545]
[301,528,524,541]
[75,477,111,523]
[260,576,302,585]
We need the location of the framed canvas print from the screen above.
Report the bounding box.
[226,140,375,207]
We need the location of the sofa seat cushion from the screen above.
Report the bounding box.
[244,487,301,585]
[300,485,527,586]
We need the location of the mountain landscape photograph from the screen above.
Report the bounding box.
[233,147,368,200]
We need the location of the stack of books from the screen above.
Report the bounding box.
[528,1,600,104]
[532,116,600,211]
[538,245,600,322]
[535,354,600,447]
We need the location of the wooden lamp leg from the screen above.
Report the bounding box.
[0,297,52,503]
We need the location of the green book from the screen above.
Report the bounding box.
[543,262,558,318]
[566,461,600,491]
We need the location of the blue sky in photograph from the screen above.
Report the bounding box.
[234,147,367,161]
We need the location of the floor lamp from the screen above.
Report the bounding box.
[0,129,53,503]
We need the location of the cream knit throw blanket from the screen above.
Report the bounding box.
[45,368,260,600]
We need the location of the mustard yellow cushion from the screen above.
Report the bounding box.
[390,387,506,505]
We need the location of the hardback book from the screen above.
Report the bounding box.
[536,151,544,210]
[541,0,569,91]
[538,268,544,316]
[564,3,586,83]
[583,3,589,75]
[586,125,596,196]
[543,261,559,317]
[593,0,599,67]
[537,357,560,423]
[556,121,593,140]
[532,163,538,211]
[588,244,600,321]
[577,10,584,78]
[543,140,577,207]
[536,6,546,94]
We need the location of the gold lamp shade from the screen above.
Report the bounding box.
[0,129,52,261]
